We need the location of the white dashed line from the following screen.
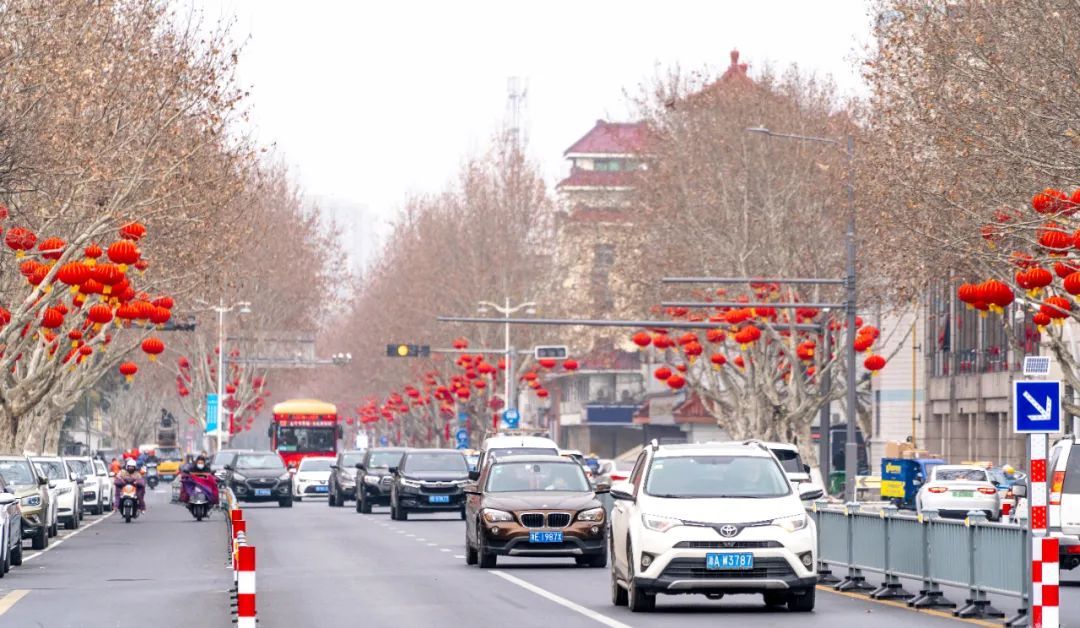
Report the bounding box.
[489,571,632,628]
[427,542,437,547]
[440,548,450,552]
[454,554,465,559]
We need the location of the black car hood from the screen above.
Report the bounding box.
[403,472,468,482]
[236,468,286,479]
[482,491,600,511]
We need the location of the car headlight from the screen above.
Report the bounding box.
[772,513,808,533]
[641,513,682,533]
[482,508,514,523]
[341,475,356,485]
[400,478,422,489]
[278,473,291,482]
[577,507,605,522]
[21,495,42,508]
[232,473,247,482]
[363,475,380,485]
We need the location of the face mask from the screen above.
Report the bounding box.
[196,462,205,470]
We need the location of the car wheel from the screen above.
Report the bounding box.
[10,540,22,566]
[398,507,408,521]
[460,509,466,521]
[389,502,398,520]
[32,526,47,550]
[465,528,478,566]
[610,535,628,606]
[295,497,303,502]
[360,494,372,514]
[787,587,815,612]
[627,541,655,612]
[278,497,293,508]
[64,516,76,531]
[763,591,787,607]
[327,491,335,507]
[478,535,497,569]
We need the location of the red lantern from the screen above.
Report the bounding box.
[536,388,550,398]
[853,333,874,353]
[41,307,64,329]
[56,261,91,289]
[631,331,652,348]
[38,237,66,260]
[5,227,37,256]
[107,240,140,270]
[653,366,672,381]
[1033,188,1067,214]
[0,307,10,328]
[1039,223,1072,254]
[1064,272,1080,296]
[538,357,557,369]
[91,263,123,293]
[119,222,147,241]
[149,306,171,325]
[705,328,725,343]
[665,374,686,390]
[864,354,886,373]
[1033,311,1052,329]
[87,303,113,327]
[141,337,165,361]
[152,296,174,310]
[452,337,469,350]
[1040,296,1072,321]
[709,353,727,369]
[562,359,579,371]
[683,341,704,359]
[734,355,746,369]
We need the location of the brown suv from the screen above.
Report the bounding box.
[464,454,608,568]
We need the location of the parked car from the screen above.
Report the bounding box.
[32,456,82,529]
[389,449,469,521]
[64,457,105,515]
[223,451,293,507]
[356,447,408,514]
[915,465,1001,521]
[293,456,333,500]
[0,472,23,573]
[0,455,51,550]
[609,441,822,613]
[464,454,608,568]
[93,458,114,511]
[328,450,366,507]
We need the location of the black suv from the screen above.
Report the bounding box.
[356,448,407,514]
[389,449,469,521]
[223,451,293,507]
[327,449,366,507]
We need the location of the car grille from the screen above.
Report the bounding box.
[674,541,783,549]
[546,513,572,528]
[519,512,572,528]
[420,484,459,494]
[379,477,392,488]
[245,479,278,489]
[520,513,545,528]
[660,557,795,580]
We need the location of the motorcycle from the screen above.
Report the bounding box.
[145,463,159,490]
[119,484,139,523]
[181,473,218,521]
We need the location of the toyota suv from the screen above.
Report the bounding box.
[1049,436,1080,570]
[389,449,469,521]
[356,447,407,514]
[464,454,608,568]
[0,455,51,549]
[609,441,823,612]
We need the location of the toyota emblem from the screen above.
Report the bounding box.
[719,524,738,538]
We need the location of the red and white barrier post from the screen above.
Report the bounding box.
[236,544,256,628]
[1029,434,1059,628]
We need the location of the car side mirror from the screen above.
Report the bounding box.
[387,466,399,475]
[462,481,479,495]
[803,463,811,474]
[0,493,16,506]
[48,480,57,489]
[224,464,233,471]
[468,470,480,481]
[594,482,611,494]
[799,484,825,501]
[330,464,339,470]
[1011,484,1027,498]
[355,463,365,471]
[610,481,634,501]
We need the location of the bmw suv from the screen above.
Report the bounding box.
[389,449,469,521]
[609,441,823,612]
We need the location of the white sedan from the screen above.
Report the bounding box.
[293,457,333,500]
[916,465,1001,521]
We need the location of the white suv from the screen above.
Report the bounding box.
[1049,437,1080,571]
[609,442,823,612]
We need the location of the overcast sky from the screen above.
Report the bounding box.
[203,0,873,268]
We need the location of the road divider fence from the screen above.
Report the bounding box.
[812,501,1028,625]
[223,488,257,628]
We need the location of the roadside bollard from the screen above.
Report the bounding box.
[1032,536,1060,628]
[909,508,955,609]
[236,544,256,628]
[954,511,1004,619]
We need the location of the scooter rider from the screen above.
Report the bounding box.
[115,459,146,512]
[179,455,219,506]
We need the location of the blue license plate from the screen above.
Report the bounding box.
[428,495,450,503]
[706,552,754,570]
[529,531,563,543]
[314,485,328,493]
[254,489,271,497]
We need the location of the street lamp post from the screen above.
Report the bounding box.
[747,126,859,501]
[205,298,251,451]
[477,298,536,418]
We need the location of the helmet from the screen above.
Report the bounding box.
[124,459,137,470]
[1003,464,1016,475]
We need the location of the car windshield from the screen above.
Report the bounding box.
[342,453,366,467]
[987,469,1009,486]
[489,447,558,459]
[770,448,805,474]
[935,469,988,482]
[645,455,791,498]
[368,451,403,468]
[403,452,467,474]
[299,458,332,472]
[275,425,336,453]
[66,459,93,476]
[0,460,35,485]
[487,462,590,492]
[212,452,234,467]
[235,454,285,471]
[34,460,66,480]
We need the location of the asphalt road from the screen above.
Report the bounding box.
[240,498,1012,628]
[0,486,230,628]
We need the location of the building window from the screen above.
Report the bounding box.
[591,244,616,309]
[594,159,623,172]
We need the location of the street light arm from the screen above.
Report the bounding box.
[744,126,842,147]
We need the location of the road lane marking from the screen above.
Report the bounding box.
[0,590,29,616]
[454,554,465,559]
[427,543,436,546]
[406,534,416,537]
[821,586,998,627]
[440,548,450,552]
[489,571,632,628]
[24,512,114,562]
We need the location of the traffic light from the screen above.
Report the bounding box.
[386,344,430,358]
[534,345,568,360]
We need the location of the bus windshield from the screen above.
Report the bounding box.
[157,447,182,461]
[276,426,336,453]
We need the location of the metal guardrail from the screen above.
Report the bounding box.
[812,501,1028,625]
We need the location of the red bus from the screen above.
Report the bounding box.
[270,399,340,468]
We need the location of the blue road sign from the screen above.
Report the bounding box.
[458,412,469,425]
[379,435,389,446]
[1013,380,1062,433]
[205,393,219,433]
[503,408,520,430]
[455,428,469,449]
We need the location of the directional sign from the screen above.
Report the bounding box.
[379,435,389,446]
[503,408,520,430]
[1014,380,1062,433]
[458,412,469,425]
[455,428,470,450]
[205,393,219,433]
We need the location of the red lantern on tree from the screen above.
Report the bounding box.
[562,359,579,371]
[107,240,140,271]
[864,354,886,374]
[452,337,469,350]
[631,331,652,348]
[38,237,66,260]
[87,303,113,328]
[119,221,147,241]
[666,374,686,390]
[653,366,672,381]
[41,307,64,330]
[538,357,557,369]
[141,337,165,361]
[1041,296,1072,322]
[709,353,727,369]
[5,227,36,257]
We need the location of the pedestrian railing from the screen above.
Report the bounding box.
[223,488,257,628]
[811,501,1028,625]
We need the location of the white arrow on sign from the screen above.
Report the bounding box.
[1022,391,1054,422]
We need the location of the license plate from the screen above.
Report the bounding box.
[428,495,450,503]
[314,485,328,493]
[706,552,754,570]
[254,489,271,496]
[529,531,563,543]
[952,490,974,498]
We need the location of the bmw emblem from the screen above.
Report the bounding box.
[719,524,738,538]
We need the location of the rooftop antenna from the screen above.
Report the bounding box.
[506,76,528,150]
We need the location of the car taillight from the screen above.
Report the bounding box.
[1051,471,1065,506]
[977,487,997,495]
[611,472,628,481]
[1066,545,1080,555]
[1002,502,1012,515]
[928,486,948,494]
